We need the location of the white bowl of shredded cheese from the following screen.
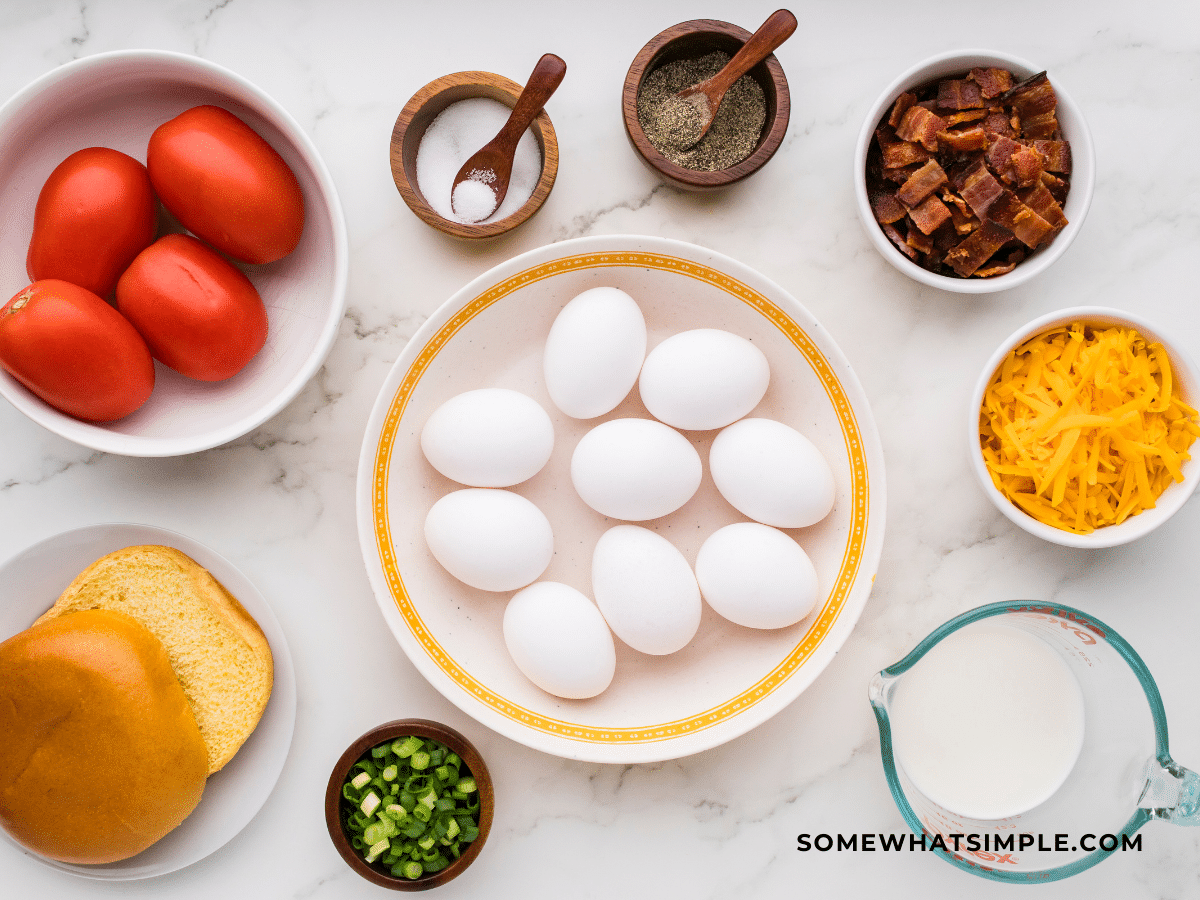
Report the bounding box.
[970,307,1200,547]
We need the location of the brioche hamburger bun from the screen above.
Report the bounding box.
[0,609,208,864]
[36,545,273,774]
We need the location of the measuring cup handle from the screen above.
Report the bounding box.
[1142,759,1200,826]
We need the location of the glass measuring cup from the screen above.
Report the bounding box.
[869,601,1200,883]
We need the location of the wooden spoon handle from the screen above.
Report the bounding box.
[706,9,797,96]
[494,53,567,149]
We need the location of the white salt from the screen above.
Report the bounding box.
[452,174,499,223]
[415,97,542,225]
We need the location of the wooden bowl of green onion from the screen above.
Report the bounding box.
[324,719,494,890]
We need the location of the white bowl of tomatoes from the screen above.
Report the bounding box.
[0,50,348,456]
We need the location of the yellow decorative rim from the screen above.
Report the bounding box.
[372,251,870,745]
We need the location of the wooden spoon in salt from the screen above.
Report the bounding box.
[663,9,797,151]
[450,53,567,223]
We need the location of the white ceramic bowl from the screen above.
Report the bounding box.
[969,307,1200,548]
[0,50,348,456]
[854,49,1095,294]
[356,235,887,762]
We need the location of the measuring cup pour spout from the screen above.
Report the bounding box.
[1140,758,1200,825]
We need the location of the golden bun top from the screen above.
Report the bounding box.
[0,608,208,865]
[36,544,273,775]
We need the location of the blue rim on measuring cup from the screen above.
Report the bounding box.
[869,600,1170,884]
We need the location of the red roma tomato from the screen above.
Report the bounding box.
[116,233,268,382]
[0,280,155,422]
[147,106,304,265]
[26,148,157,298]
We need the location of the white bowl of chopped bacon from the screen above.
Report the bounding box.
[856,50,1094,293]
[970,307,1200,548]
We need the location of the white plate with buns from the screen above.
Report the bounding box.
[0,523,296,880]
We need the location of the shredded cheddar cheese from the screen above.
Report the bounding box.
[980,322,1200,534]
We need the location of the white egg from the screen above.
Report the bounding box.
[424,489,553,592]
[503,582,616,699]
[420,388,554,487]
[695,523,819,629]
[570,418,702,520]
[709,418,836,528]
[592,525,701,655]
[543,286,647,419]
[639,329,770,430]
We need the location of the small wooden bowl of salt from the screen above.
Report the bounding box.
[391,71,559,238]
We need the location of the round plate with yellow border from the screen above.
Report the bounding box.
[356,235,885,761]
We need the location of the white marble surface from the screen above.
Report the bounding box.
[2,0,1199,897]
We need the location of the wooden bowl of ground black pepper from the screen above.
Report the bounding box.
[622,19,790,191]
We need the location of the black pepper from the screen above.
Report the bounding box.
[637,52,767,172]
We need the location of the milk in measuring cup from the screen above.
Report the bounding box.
[889,622,1085,820]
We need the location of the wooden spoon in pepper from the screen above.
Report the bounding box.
[663,9,797,150]
[450,53,567,223]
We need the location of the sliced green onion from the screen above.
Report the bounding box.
[360,792,381,817]
[341,734,483,879]
[365,839,389,863]
[393,736,423,758]
[400,860,423,879]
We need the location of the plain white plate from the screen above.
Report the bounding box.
[356,235,887,763]
[0,523,297,880]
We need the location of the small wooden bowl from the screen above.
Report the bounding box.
[325,719,494,891]
[391,72,558,239]
[622,19,791,191]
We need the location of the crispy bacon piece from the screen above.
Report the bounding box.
[882,221,918,260]
[897,160,948,207]
[945,221,1014,276]
[880,139,933,169]
[1009,144,1046,188]
[959,163,1004,218]
[908,194,952,234]
[985,135,1023,173]
[871,191,908,225]
[974,252,1024,277]
[984,136,1045,189]
[1039,171,1070,204]
[1019,182,1068,232]
[884,162,924,183]
[982,109,1015,137]
[1031,140,1072,174]
[944,109,987,126]
[887,92,918,128]
[896,105,947,151]
[1006,71,1059,139]
[906,226,934,255]
[985,189,1054,248]
[937,126,988,152]
[943,193,978,234]
[969,68,1013,99]
[938,79,984,110]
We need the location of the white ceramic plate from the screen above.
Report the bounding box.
[0,523,297,880]
[0,50,348,455]
[356,235,886,762]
